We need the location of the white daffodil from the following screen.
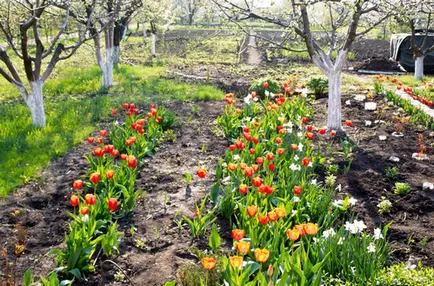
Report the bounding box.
[294,155,299,161]
[373,228,383,240]
[348,197,358,206]
[322,228,336,239]
[367,242,376,253]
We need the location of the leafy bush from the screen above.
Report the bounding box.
[374,263,434,285]
[307,77,328,96]
[394,182,411,195]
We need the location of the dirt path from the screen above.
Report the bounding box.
[0,101,228,285]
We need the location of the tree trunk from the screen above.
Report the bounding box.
[24,81,46,127]
[151,33,156,57]
[142,23,147,38]
[113,21,122,65]
[102,47,114,87]
[326,72,343,131]
[414,56,424,80]
[188,13,194,25]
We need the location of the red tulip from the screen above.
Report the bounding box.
[345,120,352,127]
[235,140,243,149]
[256,157,264,165]
[150,104,156,108]
[147,112,152,118]
[128,156,137,168]
[151,108,157,116]
[232,229,245,241]
[291,144,298,151]
[302,157,310,166]
[266,152,274,161]
[228,144,236,151]
[99,130,107,137]
[243,127,250,133]
[275,137,282,144]
[106,170,115,179]
[120,154,127,160]
[104,144,114,153]
[302,117,308,123]
[228,163,237,171]
[244,167,254,177]
[330,130,337,136]
[263,82,269,89]
[246,206,258,217]
[307,125,313,132]
[93,147,104,157]
[111,109,118,115]
[258,215,268,225]
[268,164,275,171]
[108,198,118,211]
[122,103,129,109]
[111,149,119,157]
[197,168,207,178]
[252,177,263,188]
[267,211,278,222]
[239,184,248,195]
[90,172,100,184]
[318,128,326,135]
[85,194,96,205]
[73,180,83,190]
[243,132,252,141]
[97,137,103,144]
[293,185,302,195]
[70,195,79,207]
[249,148,256,155]
[87,137,95,144]
[277,148,285,155]
[80,207,89,215]
[126,110,132,116]
[306,132,315,140]
[253,137,259,144]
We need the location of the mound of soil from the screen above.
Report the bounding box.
[354,58,403,73]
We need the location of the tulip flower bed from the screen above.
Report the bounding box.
[187,88,392,285]
[19,103,175,284]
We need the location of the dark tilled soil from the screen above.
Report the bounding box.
[0,101,228,285]
[313,93,434,266]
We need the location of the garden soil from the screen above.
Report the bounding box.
[1,86,434,285]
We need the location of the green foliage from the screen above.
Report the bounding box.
[307,77,328,96]
[183,196,217,238]
[394,182,411,195]
[208,224,221,252]
[385,166,399,180]
[374,263,434,285]
[249,79,281,99]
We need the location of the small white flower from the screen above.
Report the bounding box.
[297,132,303,138]
[233,155,241,161]
[222,162,227,168]
[338,237,345,245]
[221,176,231,185]
[365,120,372,127]
[291,209,298,215]
[298,143,304,152]
[311,178,317,185]
[333,199,344,208]
[290,163,300,171]
[293,196,300,203]
[265,90,270,97]
[253,97,259,102]
[373,228,383,240]
[294,155,299,161]
[345,220,367,234]
[308,162,313,167]
[345,100,351,106]
[367,242,376,253]
[348,197,358,206]
[322,228,336,239]
[269,92,275,98]
[244,94,252,104]
[115,120,119,126]
[335,184,342,192]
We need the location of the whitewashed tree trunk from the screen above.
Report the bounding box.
[122,24,128,40]
[102,47,114,87]
[414,56,424,80]
[23,81,46,127]
[151,33,156,57]
[326,71,343,131]
[142,23,147,38]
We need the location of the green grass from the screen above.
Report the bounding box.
[0,64,224,196]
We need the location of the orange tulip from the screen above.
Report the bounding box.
[229,256,243,268]
[254,248,270,263]
[286,229,300,241]
[304,223,318,235]
[201,257,217,270]
[196,168,207,178]
[275,207,286,218]
[267,211,278,222]
[228,163,237,171]
[239,184,248,195]
[246,206,258,217]
[235,241,250,255]
[231,229,245,241]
